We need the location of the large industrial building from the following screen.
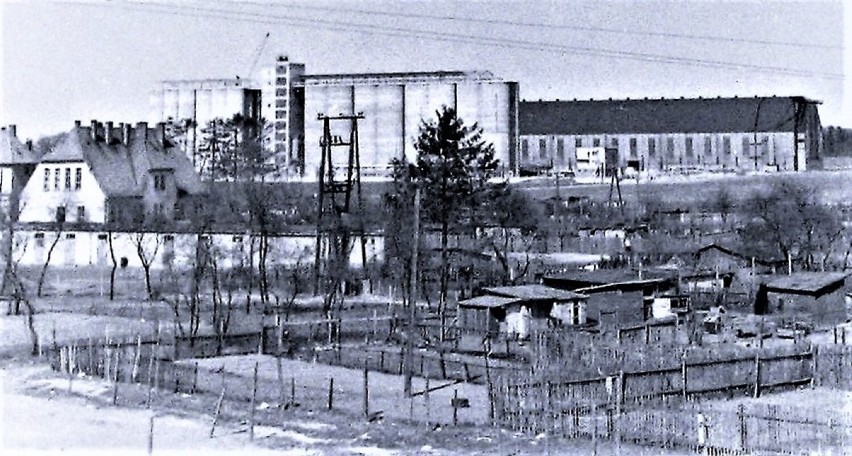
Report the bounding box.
[154,55,520,179]
[518,96,824,177]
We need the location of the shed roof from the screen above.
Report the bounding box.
[519,96,819,136]
[482,284,586,301]
[765,272,848,295]
[458,295,523,309]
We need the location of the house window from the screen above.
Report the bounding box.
[56,206,66,224]
[35,232,45,248]
[77,206,86,222]
[64,168,71,190]
[611,138,619,148]
[704,137,712,156]
[75,168,82,190]
[666,137,675,158]
[54,167,60,190]
[153,174,166,191]
[723,136,731,155]
[742,136,751,156]
[538,139,547,159]
[575,138,582,148]
[648,138,657,157]
[685,137,694,158]
[43,169,50,191]
[593,138,601,147]
[521,139,529,160]
[556,138,565,162]
[233,236,243,243]
[629,138,638,158]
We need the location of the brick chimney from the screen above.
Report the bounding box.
[8,125,16,138]
[104,121,113,143]
[136,122,148,142]
[122,123,131,146]
[91,119,98,141]
[157,122,166,145]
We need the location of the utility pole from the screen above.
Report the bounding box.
[313,113,368,333]
[751,97,767,172]
[404,186,421,396]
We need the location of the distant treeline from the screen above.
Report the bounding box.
[823,126,852,157]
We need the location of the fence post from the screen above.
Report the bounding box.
[327,377,334,410]
[681,357,688,400]
[249,361,258,441]
[147,414,155,456]
[644,324,650,344]
[276,357,285,407]
[192,361,198,394]
[810,344,818,388]
[753,354,760,398]
[452,388,459,426]
[290,376,295,407]
[363,359,369,417]
[210,384,226,438]
[738,403,747,452]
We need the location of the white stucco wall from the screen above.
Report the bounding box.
[18,162,106,224]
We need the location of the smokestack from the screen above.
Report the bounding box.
[122,123,131,146]
[8,125,16,138]
[104,121,113,143]
[91,119,98,141]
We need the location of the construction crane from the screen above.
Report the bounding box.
[241,32,270,80]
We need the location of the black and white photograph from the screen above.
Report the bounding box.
[0,1,848,454]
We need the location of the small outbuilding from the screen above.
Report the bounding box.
[756,272,849,328]
[459,284,589,339]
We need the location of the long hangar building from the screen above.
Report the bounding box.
[154,54,823,179]
[519,96,824,175]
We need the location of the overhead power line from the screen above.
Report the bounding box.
[226,0,844,51]
[74,0,844,80]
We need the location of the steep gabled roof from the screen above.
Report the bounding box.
[520,96,819,136]
[764,272,848,297]
[0,128,40,166]
[40,124,206,198]
[695,243,786,267]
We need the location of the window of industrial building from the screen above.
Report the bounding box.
[648,138,656,157]
[43,169,50,191]
[629,138,637,158]
[704,137,712,156]
[723,136,731,155]
[742,136,751,156]
[64,168,71,190]
[35,233,44,248]
[56,206,66,224]
[521,139,529,159]
[54,167,60,190]
[75,168,82,190]
[556,139,565,162]
[539,139,547,159]
[593,138,601,147]
[77,206,85,222]
[666,137,675,158]
[685,137,694,158]
[575,138,582,148]
[611,138,619,148]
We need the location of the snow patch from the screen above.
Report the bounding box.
[345,446,399,456]
[280,420,336,431]
[278,429,330,445]
[30,378,110,398]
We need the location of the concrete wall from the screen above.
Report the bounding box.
[520,131,802,174]
[19,162,106,224]
[303,79,518,178]
[10,229,384,271]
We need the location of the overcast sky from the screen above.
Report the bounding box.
[1,0,847,140]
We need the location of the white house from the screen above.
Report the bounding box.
[18,120,206,226]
